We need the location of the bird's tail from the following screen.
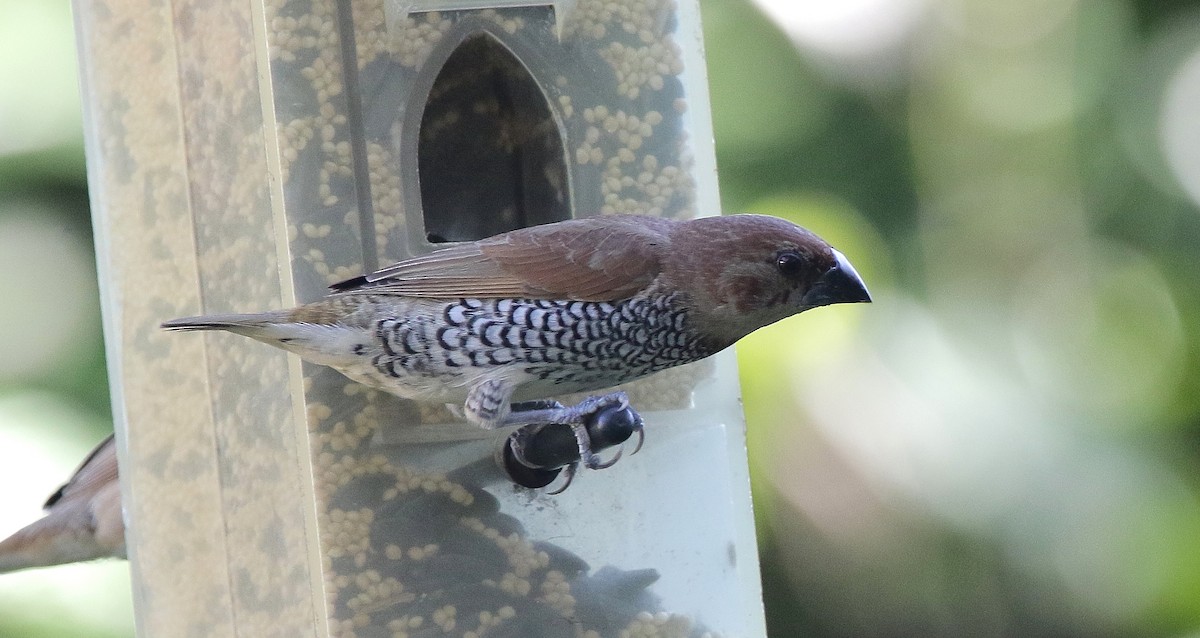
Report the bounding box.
[161,311,291,339]
[162,310,366,367]
[0,489,124,573]
[0,513,95,573]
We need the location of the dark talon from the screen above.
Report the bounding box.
[546,463,578,495]
[587,446,622,470]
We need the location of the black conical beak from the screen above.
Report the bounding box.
[801,249,872,309]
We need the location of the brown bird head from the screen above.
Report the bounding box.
[664,214,871,349]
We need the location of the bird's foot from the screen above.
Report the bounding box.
[500,394,645,492]
[504,392,628,467]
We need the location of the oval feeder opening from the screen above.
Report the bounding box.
[418,32,569,243]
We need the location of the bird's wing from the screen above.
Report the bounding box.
[44,434,118,510]
[331,215,673,301]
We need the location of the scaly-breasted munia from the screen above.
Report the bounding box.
[163,214,870,472]
[0,434,125,573]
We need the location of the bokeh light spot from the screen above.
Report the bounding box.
[1012,240,1184,424]
[0,1,82,156]
[752,0,927,60]
[1160,44,1200,209]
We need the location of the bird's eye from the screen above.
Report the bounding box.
[776,251,804,278]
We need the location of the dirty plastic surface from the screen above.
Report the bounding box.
[79,0,765,635]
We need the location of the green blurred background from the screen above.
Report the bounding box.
[3,0,1200,636]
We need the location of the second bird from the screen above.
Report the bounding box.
[163,213,870,472]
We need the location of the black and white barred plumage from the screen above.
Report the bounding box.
[163,214,870,431]
[365,293,715,398]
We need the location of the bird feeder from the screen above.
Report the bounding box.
[77,0,766,635]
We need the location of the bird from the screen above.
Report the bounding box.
[0,434,125,573]
[162,213,870,475]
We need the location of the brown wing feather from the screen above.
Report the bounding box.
[44,434,118,510]
[335,215,674,301]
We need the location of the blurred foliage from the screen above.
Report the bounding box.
[4,0,1200,636]
[0,0,127,634]
[708,1,1200,637]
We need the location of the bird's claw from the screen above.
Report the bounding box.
[591,446,623,469]
[571,392,631,421]
[499,393,645,492]
[575,418,623,470]
[545,462,577,495]
[630,426,645,456]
